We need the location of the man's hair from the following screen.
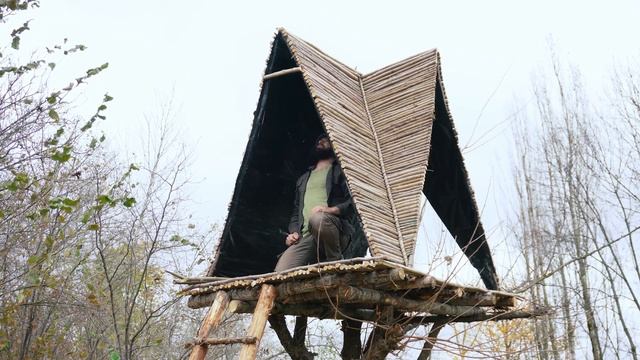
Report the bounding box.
[308,133,334,163]
[315,133,329,143]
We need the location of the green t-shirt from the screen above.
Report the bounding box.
[301,166,330,235]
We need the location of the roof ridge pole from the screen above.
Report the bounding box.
[357,75,409,265]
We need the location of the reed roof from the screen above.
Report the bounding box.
[208,29,496,288]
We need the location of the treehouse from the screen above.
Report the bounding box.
[180,29,539,360]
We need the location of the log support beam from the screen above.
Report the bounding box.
[263,67,302,81]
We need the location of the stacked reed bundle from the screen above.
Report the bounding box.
[283,30,405,264]
[282,29,447,265]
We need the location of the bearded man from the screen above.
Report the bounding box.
[274,134,354,271]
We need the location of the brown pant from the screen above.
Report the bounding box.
[275,212,345,272]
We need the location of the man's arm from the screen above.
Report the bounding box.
[288,177,302,234]
[333,168,353,217]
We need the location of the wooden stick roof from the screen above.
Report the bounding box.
[208,29,497,288]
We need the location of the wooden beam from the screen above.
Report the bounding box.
[283,286,486,317]
[239,284,277,360]
[185,336,256,347]
[228,299,542,324]
[188,291,230,360]
[263,67,302,81]
[228,300,377,320]
[180,256,386,295]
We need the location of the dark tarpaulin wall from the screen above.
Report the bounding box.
[210,35,366,277]
[423,78,498,289]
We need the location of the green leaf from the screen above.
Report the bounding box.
[48,109,60,122]
[15,173,29,184]
[47,94,58,104]
[98,104,107,111]
[62,198,79,206]
[97,195,112,205]
[51,146,72,163]
[122,197,136,208]
[0,339,10,351]
[44,236,54,249]
[27,255,40,266]
[103,94,114,102]
[11,36,20,50]
[45,138,59,146]
[109,350,120,360]
[80,119,95,131]
[87,224,99,231]
[81,211,91,224]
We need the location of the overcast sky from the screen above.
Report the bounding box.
[12,0,640,278]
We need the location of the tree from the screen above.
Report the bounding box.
[0,3,215,359]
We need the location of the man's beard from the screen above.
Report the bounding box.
[314,147,334,160]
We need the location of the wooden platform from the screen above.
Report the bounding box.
[179,257,539,323]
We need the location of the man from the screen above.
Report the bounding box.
[274,134,354,272]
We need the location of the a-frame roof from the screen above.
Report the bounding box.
[208,28,497,288]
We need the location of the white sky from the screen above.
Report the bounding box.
[11,0,640,279]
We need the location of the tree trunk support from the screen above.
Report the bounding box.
[268,315,315,360]
[341,319,363,360]
[417,321,446,360]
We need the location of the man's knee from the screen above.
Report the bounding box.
[308,212,324,231]
[309,212,337,233]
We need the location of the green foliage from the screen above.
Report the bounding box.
[48,108,59,121]
[109,349,121,360]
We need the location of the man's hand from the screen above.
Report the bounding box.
[310,206,340,216]
[285,232,300,246]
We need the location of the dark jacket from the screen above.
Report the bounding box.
[288,161,354,236]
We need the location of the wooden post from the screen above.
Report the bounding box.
[188,291,230,360]
[239,284,277,360]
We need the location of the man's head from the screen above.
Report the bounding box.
[314,134,334,160]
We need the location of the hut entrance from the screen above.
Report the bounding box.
[214,39,331,277]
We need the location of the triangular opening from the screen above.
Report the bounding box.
[210,34,366,277]
[421,76,498,287]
